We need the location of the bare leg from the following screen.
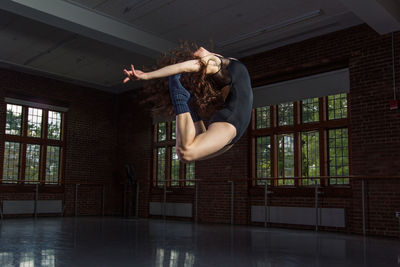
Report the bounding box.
[175,112,196,150]
[175,112,236,162]
[169,74,235,162]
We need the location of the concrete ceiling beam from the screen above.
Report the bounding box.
[339,0,400,34]
[0,0,177,58]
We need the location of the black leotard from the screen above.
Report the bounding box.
[209,56,253,145]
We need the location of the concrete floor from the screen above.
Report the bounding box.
[0,217,399,267]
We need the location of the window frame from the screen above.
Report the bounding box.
[250,94,350,187]
[0,102,66,185]
[152,121,195,188]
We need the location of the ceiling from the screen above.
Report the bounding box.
[0,0,399,93]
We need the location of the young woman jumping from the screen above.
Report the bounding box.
[123,46,253,162]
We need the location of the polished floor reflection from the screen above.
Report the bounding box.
[0,217,399,266]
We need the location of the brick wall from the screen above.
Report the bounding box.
[0,69,120,216]
[119,24,400,237]
[116,92,153,217]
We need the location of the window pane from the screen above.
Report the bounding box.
[256,136,271,185]
[256,106,270,129]
[185,161,195,186]
[48,111,62,140]
[328,93,347,120]
[301,131,320,185]
[157,122,166,141]
[171,121,176,139]
[2,142,20,183]
[6,104,22,135]
[27,107,43,138]
[46,146,60,184]
[329,128,349,185]
[278,134,294,185]
[278,102,293,126]
[157,147,166,186]
[171,147,179,186]
[302,98,319,123]
[25,144,41,184]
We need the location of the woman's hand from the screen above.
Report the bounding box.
[123,59,203,82]
[123,64,148,83]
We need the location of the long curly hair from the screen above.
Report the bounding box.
[140,42,228,119]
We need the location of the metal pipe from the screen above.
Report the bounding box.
[264,181,268,228]
[362,179,366,236]
[0,202,3,220]
[123,184,127,217]
[315,179,318,232]
[163,181,167,220]
[101,185,105,217]
[228,181,234,225]
[74,184,79,217]
[363,236,367,266]
[135,183,139,218]
[34,184,39,218]
[195,181,198,223]
[392,32,397,100]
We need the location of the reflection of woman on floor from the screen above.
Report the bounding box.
[123,46,253,162]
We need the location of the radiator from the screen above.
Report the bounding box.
[251,206,345,227]
[149,202,192,218]
[2,200,63,214]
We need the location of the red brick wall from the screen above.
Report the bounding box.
[0,69,120,216]
[116,92,153,217]
[119,24,400,237]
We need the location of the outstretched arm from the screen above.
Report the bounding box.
[123,55,220,83]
